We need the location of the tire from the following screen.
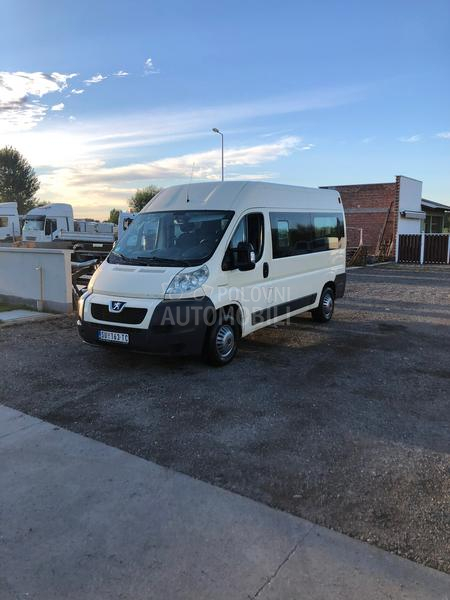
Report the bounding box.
[311,286,335,323]
[204,313,239,366]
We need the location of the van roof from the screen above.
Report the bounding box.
[143,181,341,214]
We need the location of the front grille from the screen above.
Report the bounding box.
[91,303,147,325]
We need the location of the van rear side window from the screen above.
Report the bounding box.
[270,212,344,258]
[0,217,8,227]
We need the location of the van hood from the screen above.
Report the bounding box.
[90,261,183,299]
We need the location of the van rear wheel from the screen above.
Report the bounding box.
[311,286,335,323]
[204,314,238,366]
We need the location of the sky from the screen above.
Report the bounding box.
[0,0,449,218]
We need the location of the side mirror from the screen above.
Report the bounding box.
[236,241,256,271]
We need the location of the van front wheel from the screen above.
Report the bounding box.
[311,287,335,323]
[204,316,238,366]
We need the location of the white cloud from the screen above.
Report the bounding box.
[0,71,77,132]
[144,57,159,74]
[398,134,421,143]
[71,88,85,95]
[51,102,64,111]
[114,70,129,77]
[84,74,107,85]
[4,84,362,216]
[33,136,303,217]
[3,86,359,167]
[68,115,76,121]
[436,131,450,139]
[71,135,301,184]
[362,136,375,144]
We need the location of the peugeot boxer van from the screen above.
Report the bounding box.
[78,181,346,365]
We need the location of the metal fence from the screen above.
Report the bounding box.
[397,233,450,264]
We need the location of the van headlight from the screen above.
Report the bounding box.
[78,290,91,319]
[166,265,209,295]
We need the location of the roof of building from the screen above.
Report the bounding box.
[421,198,450,210]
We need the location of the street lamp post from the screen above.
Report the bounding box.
[212,128,224,181]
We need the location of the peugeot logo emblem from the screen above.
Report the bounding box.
[109,301,126,313]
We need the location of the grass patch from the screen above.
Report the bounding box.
[0,303,31,312]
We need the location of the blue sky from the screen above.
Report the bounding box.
[1,0,449,217]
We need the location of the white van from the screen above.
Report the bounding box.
[78,181,346,365]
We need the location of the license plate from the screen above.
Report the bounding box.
[97,330,129,344]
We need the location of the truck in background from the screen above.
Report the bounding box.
[22,203,74,243]
[0,202,21,241]
[22,203,115,246]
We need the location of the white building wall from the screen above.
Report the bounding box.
[397,176,423,234]
[0,248,72,313]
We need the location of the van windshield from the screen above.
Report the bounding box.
[109,210,234,267]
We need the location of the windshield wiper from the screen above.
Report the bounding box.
[136,256,192,267]
[110,251,149,266]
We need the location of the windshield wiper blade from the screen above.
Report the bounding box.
[136,256,191,267]
[110,252,149,266]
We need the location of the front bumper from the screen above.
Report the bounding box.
[78,297,215,356]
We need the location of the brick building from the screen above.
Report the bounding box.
[321,175,424,258]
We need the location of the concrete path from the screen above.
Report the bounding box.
[0,309,53,324]
[0,405,448,600]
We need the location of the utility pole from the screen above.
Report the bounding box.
[212,128,224,181]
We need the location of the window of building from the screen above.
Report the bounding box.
[431,216,444,233]
[425,214,445,233]
[444,212,450,234]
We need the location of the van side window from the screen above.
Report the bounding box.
[223,213,264,270]
[0,217,8,227]
[270,212,312,258]
[270,212,344,258]
[312,214,343,251]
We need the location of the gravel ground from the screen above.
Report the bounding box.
[0,264,449,573]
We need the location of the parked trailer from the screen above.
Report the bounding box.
[78,181,346,365]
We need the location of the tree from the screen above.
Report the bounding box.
[128,185,161,213]
[108,208,120,224]
[0,146,40,214]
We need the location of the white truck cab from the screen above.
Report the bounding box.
[0,202,20,241]
[78,181,346,365]
[22,203,74,243]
